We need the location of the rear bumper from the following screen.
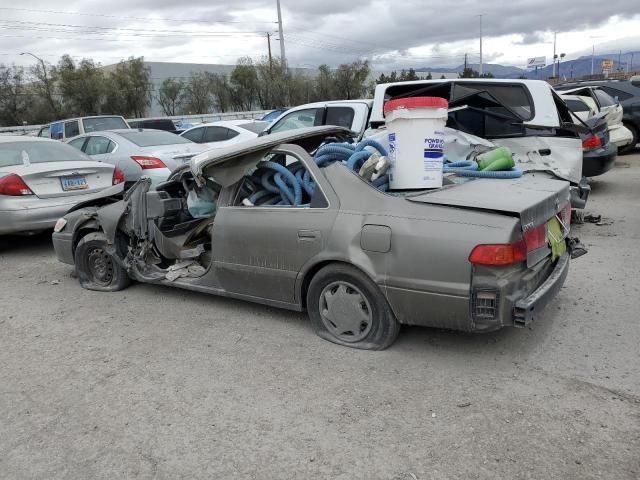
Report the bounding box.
[582,143,617,177]
[0,200,77,235]
[513,253,570,327]
[569,176,590,209]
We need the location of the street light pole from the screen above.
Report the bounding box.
[552,31,557,77]
[20,52,59,117]
[276,0,286,64]
[479,14,483,76]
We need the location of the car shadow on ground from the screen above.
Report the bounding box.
[0,230,54,254]
[131,278,558,358]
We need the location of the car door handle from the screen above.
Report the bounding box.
[298,229,319,239]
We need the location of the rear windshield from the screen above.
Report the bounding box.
[238,121,268,134]
[0,141,88,167]
[119,130,192,147]
[565,99,590,112]
[594,89,616,107]
[82,116,129,132]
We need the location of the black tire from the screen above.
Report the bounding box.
[306,264,400,350]
[619,122,638,155]
[75,231,130,292]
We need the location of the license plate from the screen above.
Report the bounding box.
[61,176,88,191]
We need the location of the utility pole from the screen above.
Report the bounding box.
[276,0,286,64]
[591,45,595,76]
[552,32,557,78]
[618,50,622,72]
[478,14,483,76]
[266,32,273,71]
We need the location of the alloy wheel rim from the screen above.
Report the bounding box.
[319,281,373,342]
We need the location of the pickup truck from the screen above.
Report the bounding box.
[263,79,590,211]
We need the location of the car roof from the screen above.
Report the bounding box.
[0,135,57,144]
[50,115,127,123]
[283,99,373,110]
[195,119,267,128]
[190,125,350,179]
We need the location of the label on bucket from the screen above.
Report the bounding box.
[423,132,444,182]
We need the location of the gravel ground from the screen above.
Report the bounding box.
[1,154,639,480]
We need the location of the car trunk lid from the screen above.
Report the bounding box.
[11,161,114,198]
[407,176,570,266]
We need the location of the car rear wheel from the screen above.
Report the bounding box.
[619,122,638,155]
[307,264,400,350]
[75,232,130,292]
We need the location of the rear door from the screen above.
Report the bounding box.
[211,150,339,304]
[83,135,118,167]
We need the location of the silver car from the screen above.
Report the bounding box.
[0,136,119,235]
[67,129,207,184]
[52,127,585,350]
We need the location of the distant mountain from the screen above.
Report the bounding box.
[409,51,640,80]
[415,63,526,78]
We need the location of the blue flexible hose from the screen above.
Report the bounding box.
[355,138,388,156]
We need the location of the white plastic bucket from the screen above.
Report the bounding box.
[384,96,449,189]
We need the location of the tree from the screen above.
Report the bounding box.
[104,57,152,118]
[333,60,370,99]
[0,64,27,126]
[181,72,213,114]
[57,55,106,117]
[316,64,335,100]
[426,72,433,80]
[29,60,61,120]
[459,67,495,79]
[209,73,231,113]
[157,77,184,116]
[255,56,290,108]
[230,57,259,111]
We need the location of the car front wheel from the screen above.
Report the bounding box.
[307,264,400,350]
[75,232,130,292]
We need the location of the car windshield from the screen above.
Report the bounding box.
[119,131,192,147]
[82,117,129,132]
[0,141,88,167]
[238,121,268,134]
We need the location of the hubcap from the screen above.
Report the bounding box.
[318,281,372,342]
[87,247,114,286]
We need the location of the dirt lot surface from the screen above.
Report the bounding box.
[1,154,639,480]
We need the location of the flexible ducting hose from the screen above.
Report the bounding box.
[443,159,523,178]
[244,140,390,207]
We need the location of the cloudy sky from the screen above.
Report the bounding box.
[1,1,639,71]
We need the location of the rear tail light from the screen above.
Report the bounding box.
[0,174,34,196]
[112,167,125,185]
[469,242,527,266]
[523,223,547,251]
[469,222,549,266]
[131,155,167,169]
[582,134,602,150]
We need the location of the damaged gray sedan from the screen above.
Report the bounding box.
[52,126,583,350]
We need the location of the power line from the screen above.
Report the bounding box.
[0,19,270,36]
[0,6,277,25]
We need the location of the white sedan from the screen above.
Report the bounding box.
[0,136,120,235]
[179,120,268,149]
[560,89,633,149]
